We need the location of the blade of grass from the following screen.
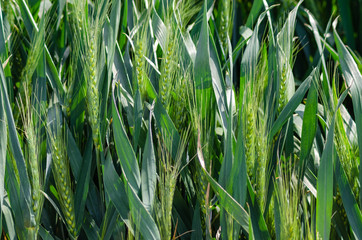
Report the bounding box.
[197,135,249,234]
[141,113,156,213]
[191,202,203,240]
[245,0,263,28]
[74,137,93,230]
[99,203,119,240]
[17,0,65,102]
[316,87,349,240]
[0,65,33,227]
[153,99,180,159]
[0,64,6,235]
[333,19,362,207]
[299,78,318,180]
[125,176,160,240]
[2,199,16,240]
[38,226,55,240]
[112,83,141,193]
[209,34,228,133]
[247,178,271,240]
[152,7,167,51]
[194,0,213,120]
[335,156,362,238]
[103,152,132,232]
[269,68,315,142]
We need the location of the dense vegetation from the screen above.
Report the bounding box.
[1,0,362,239]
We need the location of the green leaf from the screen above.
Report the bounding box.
[5,159,34,238]
[335,156,362,239]
[2,199,16,240]
[245,0,263,28]
[194,0,213,120]
[83,212,101,240]
[153,99,180,159]
[38,226,55,240]
[197,139,249,234]
[209,34,228,132]
[118,0,128,50]
[17,0,65,103]
[103,152,131,229]
[112,84,141,193]
[299,79,318,178]
[99,203,119,240]
[240,10,267,89]
[74,137,93,230]
[230,120,247,207]
[132,90,143,150]
[152,7,167,51]
[0,0,8,61]
[191,203,203,240]
[247,178,271,240]
[114,43,133,94]
[333,19,362,207]
[218,99,233,190]
[141,116,156,212]
[125,177,160,240]
[269,68,315,142]
[316,88,349,240]
[0,65,33,230]
[276,1,302,102]
[65,125,82,179]
[306,11,332,104]
[0,63,6,235]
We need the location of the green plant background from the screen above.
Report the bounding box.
[0,0,362,239]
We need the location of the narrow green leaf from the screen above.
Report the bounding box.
[5,159,34,238]
[335,156,362,239]
[17,0,65,102]
[0,65,32,225]
[132,90,143,150]
[65,125,82,179]
[114,43,132,94]
[153,99,180,159]
[112,84,141,193]
[191,203,203,240]
[38,226,55,240]
[333,19,362,207]
[83,212,101,240]
[0,63,6,235]
[100,203,119,240]
[197,139,249,233]
[316,88,349,240]
[299,79,318,178]
[125,178,160,240]
[152,7,167,51]
[194,0,212,120]
[118,0,128,49]
[74,138,93,229]
[219,94,233,191]
[2,199,16,240]
[103,153,131,227]
[141,116,156,212]
[209,34,228,132]
[202,168,249,233]
[307,11,331,104]
[247,178,271,240]
[245,0,263,28]
[0,0,8,60]
[269,68,314,142]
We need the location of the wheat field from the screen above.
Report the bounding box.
[0,0,362,239]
